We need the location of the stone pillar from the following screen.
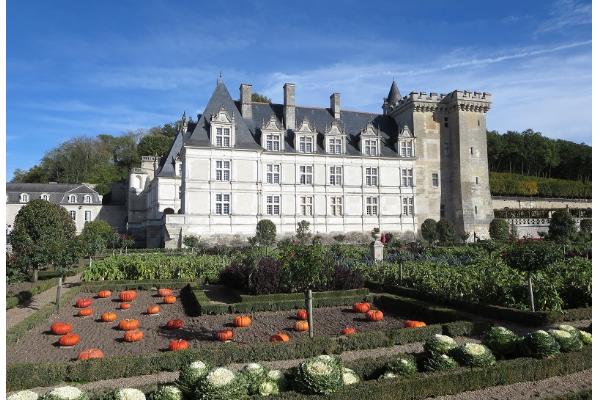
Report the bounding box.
[371,234,384,261]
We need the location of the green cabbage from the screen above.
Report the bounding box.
[423,353,460,372]
[558,325,583,340]
[294,355,344,395]
[483,326,520,357]
[386,357,418,376]
[342,368,360,385]
[195,367,248,400]
[148,386,182,400]
[518,330,561,359]
[454,343,496,367]
[423,334,458,356]
[548,329,583,352]
[240,363,269,395]
[175,360,211,397]
[580,331,592,345]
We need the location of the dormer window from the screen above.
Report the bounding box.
[360,121,380,156]
[20,193,29,203]
[324,120,346,155]
[84,195,91,203]
[41,194,49,201]
[261,115,283,152]
[68,195,77,203]
[398,124,415,158]
[210,106,236,147]
[294,116,317,154]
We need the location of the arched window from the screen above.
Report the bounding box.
[41,194,50,201]
[163,208,175,215]
[84,195,91,203]
[68,195,76,203]
[20,193,29,203]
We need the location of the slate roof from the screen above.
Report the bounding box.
[6,183,102,204]
[177,80,400,158]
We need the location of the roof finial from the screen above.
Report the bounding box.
[218,70,223,84]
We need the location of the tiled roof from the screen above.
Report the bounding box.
[6,183,102,204]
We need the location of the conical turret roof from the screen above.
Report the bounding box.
[387,80,401,104]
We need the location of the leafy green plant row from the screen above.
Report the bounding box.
[79,278,200,292]
[236,287,369,303]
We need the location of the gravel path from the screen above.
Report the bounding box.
[5,277,592,398]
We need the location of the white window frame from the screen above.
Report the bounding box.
[365,167,378,186]
[329,166,342,186]
[403,197,414,215]
[40,194,49,201]
[300,196,313,216]
[69,210,76,220]
[402,168,414,187]
[84,210,92,222]
[366,196,378,216]
[68,195,76,203]
[432,173,439,187]
[84,195,91,203]
[298,135,313,153]
[400,140,413,157]
[266,134,281,151]
[364,139,378,156]
[328,137,343,154]
[299,165,313,185]
[215,127,231,147]
[215,193,230,215]
[216,160,231,181]
[266,164,280,184]
[330,196,343,216]
[266,195,280,215]
[20,193,29,203]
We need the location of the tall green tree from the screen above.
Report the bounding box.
[137,134,173,157]
[11,199,76,282]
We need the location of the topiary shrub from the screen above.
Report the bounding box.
[548,209,577,242]
[483,326,520,358]
[489,218,510,241]
[518,330,561,359]
[436,218,455,243]
[195,367,248,400]
[294,355,344,395]
[421,218,438,244]
[453,343,496,367]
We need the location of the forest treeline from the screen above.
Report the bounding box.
[11,126,592,199]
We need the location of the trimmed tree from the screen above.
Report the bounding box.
[253,219,277,256]
[489,218,510,241]
[421,218,438,244]
[11,199,76,283]
[436,218,455,244]
[548,209,577,243]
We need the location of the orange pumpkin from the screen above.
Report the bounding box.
[76,298,92,308]
[101,312,117,322]
[119,302,131,310]
[77,348,104,360]
[216,330,234,341]
[365,309,384,321]
[353,302,370,313]
[124,329,144,342]
[294,320,309,332]
[297,309,308,320]
[169,339,189,351]
[403,320,426,328]
[341,327,356,335]
[166,319,184,330]
[119,290,137,302]
[234,315,251,328]
[163,295,177,304]
[119,318,140,331]
[77,308,93,317]
[147,305,160,315]
[270,333,290,342]
[97,290,112,298]
[59,333,80,347]
[51,322,72,335]
[157,288,173,297]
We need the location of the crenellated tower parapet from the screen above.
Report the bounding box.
[383,90,491,116]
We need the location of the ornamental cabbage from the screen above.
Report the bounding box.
[341,368,360,385]
[266,369,288,392]
[483,326,520,357]
[580,331,592,345]
[112,388,146,400]
[148,386,182,400]
[175,360,211,397]
[548,329,583,352]
[518,330,561,359]
[453,343,496,367]
[240,363,269,395]
[8,390,39,400]
[294,355,344,395]
[423,353,459,372]
[558,325,583,340]
[42,386,89,400]
[258,381,279,396]
[386,357,418,376]
[195,367,248,400]
[379,371,398,379]
[423,334,458,356]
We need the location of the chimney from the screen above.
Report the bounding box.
[240,83,252,119]
[330,93,340,119]
[283,83,295,130]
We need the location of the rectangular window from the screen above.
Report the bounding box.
[400,141,413,157]
[85,211,92,222]
[444,142,449,156]
[329,138,342,154]
[403,197,414,215]
[365,167,378,186]
[330,197,343,216]
[215,194,230,215]
[440,204,445,218]
[444,117,448,128]
[266,134,280,151]
[266,195,280,215]
[300,165,313,184]
[300,196,313,216]
[366,196,378,216]
[475,176,479,184]
[402,168,413,187]
[216,128,230,147]
[299,136,313,153]
[432,173,439,187]
[266,164,280,184]
[215,160,230,181]
[329,166,342,185]
[70,211,76,220]
[365,140,377,156]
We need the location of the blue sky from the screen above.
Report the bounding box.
[5,0,593,182]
